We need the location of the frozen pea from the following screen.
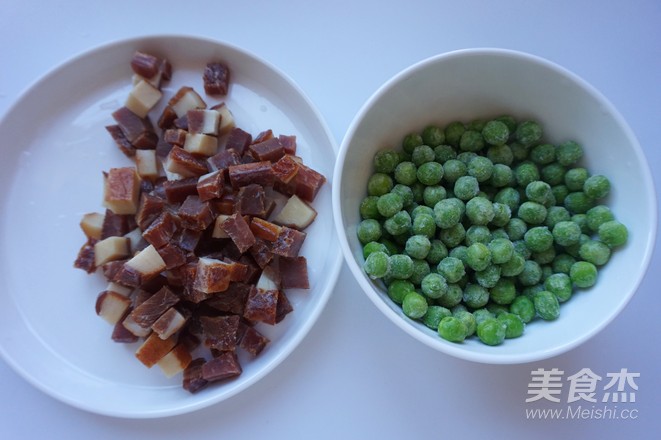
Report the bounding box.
[426,239,449,265]
[409,259,431,285]
[551,184,569,205]
[411,144,435,166]
[524,226,554,252]
[373,149,400,174]
[564,191,595,214]
[402,132,423,154]
[465,197,495,225]
[490,163,514,187]
[402,291,428,319]
[380,238,401,256]
[495,115,517,133]
[586,205,615,232]
[505,217,528,240]
[473,308,495,325]
[437,256,466,283]
[357,219,382,244]
[552,253,576,274]
[489,238,515,264]
[394,161,417,185]
[468,156,494,182]
[578,240,611,266]
[421,272,449,299]
[423,305,452,330]
[405,235,432,260]
[376,192,403,217]
[571,213,590,234]
[518,201,548,225]
[459,130,485,152]
[466,242,492,271]
[389,254,414,280]
[383,210,411,235]
[544,272,573,302]
[440,223,466,248]
[363,241,389,259]
[545,206,571,229]
[412,213,436,238]
[598,220,628,247]
[482,120,510,146]
[525,181,554,205]
[391,184,415,208]
[509,295,536,323]
[564,167,589,191]
[514,161,540,188]
[367,173,394,196]
[515,120,542,146]
[360,195,381,219]
[500,253,526,277]
[498,312,525,338]
[487,145,514,166]
[489,277,516,305]
[443,159,468,183]
[533,247,556,265]
[410,182,425,203]
[422,125,446,147]
[363,251,389,279]
[556,140,583,166]
[463,283,490,308]
[387,279,415,304]
[541,163,567,186]
[570,261,598,288]
[449,245,469,264]
[491,228,510,240]
[453,309,477,337]
[411,204,434,220]
[445,121,466,147]
[552,221,581,247]
[457,151,478,164]
[423,185,447,207]
[518,260,542,286]
[513,240,532,259]
[438,283,464,308]
[533,290,560,320]
[465,225,492,246]
[433,197,464,228]
[510,142,529,161]
[438,316,468,342]
[454,175,480,200]
[477,318,507,346]
[583,174,610,199]
[475,264,501,289]
[434,144,456,163]
[530,143,556,165]
[564,233,591,258]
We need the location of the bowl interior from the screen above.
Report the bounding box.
[334,48,656,363]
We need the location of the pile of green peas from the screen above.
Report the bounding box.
[358,116,628,346]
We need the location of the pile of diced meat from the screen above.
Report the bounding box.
[73,51,326,393]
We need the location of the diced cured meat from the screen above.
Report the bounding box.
[201,351,242,382]
[135,333,177,368]
[174,228,202,253]
[224,127,252,155]
[271,227,307,258]
[155,242,187,270]
[236,183,266,217]
[222,213,256,253]
[243,288,278,325]
[183,132,218,156]
[152,307,188,339]
[165,146,209,178]
[278,134,297,155]
[111,316,140,343]
[203,62,230,95]
[275,162,326,203]
[101,208,132,239]
[111,106,158,149]
[129,285,180,329]
[96,290,132,325]
[177,195,215,231]
[157,343,193,378]
[130,51,162,79]
[276,290,294,323]
[94,236,130,267]
[272,194,317,230]
[187,109,221,135]
[207,148,241,173]
[168,86,206,118]
[103,167,141,215]
[239,326,269,357]
[249,217,282,242]
[135,193,166,230]
[163,128,188,146]
[252,129,273,144]
[271,155,300,184]
[279,256,310,289]
[74,240,97,273]
[183,358,209,393]
[200,314,240,351]
[249,137,285,162]
[228,161,275,188]
[193,257,232,294]
[197,170,224,201]
[248,238,274,269]
[162,177,199,204]
[80,212,104,241]
[205,282,251,315]
[106,124,136,157]
[158,106,178,130]
[142,211,179,248]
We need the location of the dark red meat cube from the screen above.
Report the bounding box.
[276,290,294,323]
[279,256,310,289]
[278,134,297,155]
[101,209,132,239]
[272,227,307,258]
[111,106,158,149]
[204,281,251,315]
[222,213,256,253]
[272,155,300,184]
[158,106,177,130]
[156,242,187,270]
[207,148,241,172]
[243,287,278,325]
[248,238,274,269]
[106,124,136,157]
[197,170,224,201]
[200,314,240,351]
[225,127,252,155]
[249,137,285,162]
[143,211,179,248]
[228,161,275,188]
[239,326,269,357]
[183,358,209,393]
[203,62,230,96]
[135,193,166,231]
[177,195,215,231]
[73,239,97,273]
[130,51,161,79]
[237,183,266,217]
[129,285,180,329]
[163,177,199,204]
[201,351,242,382]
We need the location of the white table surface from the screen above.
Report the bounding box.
[1,1,659,438]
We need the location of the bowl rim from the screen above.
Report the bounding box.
[333,47,658,364]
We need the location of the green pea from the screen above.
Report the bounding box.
[490,163,514,187]
[357,219,382,244]
[463,283,490,309]
[533,247,556,265]
[524,226,554,253]
[426,239,448,265]
[453,309,477,337]
[434,144,456,163]
[477,318,507,346]
[367,173,394,196]
[583,174,610,199]
[500,253,526,277]
[570,261,598,288]
[405,235,432,260]
[598,220,628,247]
[578,240,611,266]
[433,197,464,228]
[422,125,446,147]
[394,161,417,185]
[363,241,389,259]
[389,254,414,280]
[514,161,540,188]
[551,184,569,205]
[541,163,567,186]
[556,140,583,166]
[376,192,403,218]
[515,120,542,146]
[459,130,485,152]
[487,146,514,166]
[421,272,449,299]
[436,256,466,284]
[439,223,466,248]
[438,283,464,308]
[443,159,468,183]
[409,259,431,286]
[518,260,542,286]
[525,180,554,206]
[586,205,615,233]
[423,305,451,330]
[494,187,521,212]
[373,149,400,174]
[383,210,411,235]
[475,264,501,289]
[552,253,576,274]
[391,184,415,208]
[402,291,428,319]
[387,279,415,304]
[533,290,560,320]
[530,143,556,165]
[402,133,423,154]
[482,120,510,146]
[454,175,480,200]
[465,197,495,226]
[509,295,536,323]
[360,195,381,219]
[444,121,466,147]
[468,156,494,182]
[466,242,492,271]
[544,272,573,302]
[465,225,492,246]
[498,312,525,338]
[412,213,436,238]
[565,167,589,191]
[411,144,435,166]
[505,218,527,241]
[564,191,595,214]
[363,251,389,279]
[438,316,468,343]
[545,206,571,229]
[552,221,581,247]
[518,201,547,225]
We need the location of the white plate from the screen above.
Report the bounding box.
[0,35,342,418]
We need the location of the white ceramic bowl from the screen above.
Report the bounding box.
[0,35,342,417]
[333,48,656,364]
